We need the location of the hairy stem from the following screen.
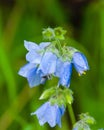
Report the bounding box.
[68,104,76,126]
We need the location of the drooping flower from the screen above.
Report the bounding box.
[72,52,89,75]
[24,40,51,64]
[18,63,47,87]
[31,102,65,127]
[55,59,72,87]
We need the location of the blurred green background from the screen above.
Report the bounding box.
[0,0,104,129]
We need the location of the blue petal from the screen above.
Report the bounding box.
[18,63,36,77]
[33,102,49,125]
[59,105,65,116]
[26,50,42,64]
[73,52,89,74]
[27,67,42,87]
[55,59,63,77]
[56,108,62,127]
[39,42,51,49]
[40,77,47,84]
[38,52,57,75]
[47,104,58,127]
[59,62,72,87]
[56,106,65,127]
[24,40,39,51]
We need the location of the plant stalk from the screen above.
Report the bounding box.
[68,104,76,126]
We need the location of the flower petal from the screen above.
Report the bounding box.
[24,40,39,51]
[55,59,63,77]
[18,63,36,77]
[32,102,49,125]
[38,52,57,75]
[27,68,42,87]
[39,42,51,49]
[56,108,62,127]
[59,105,65,116]
[59,62,72,87]
[47,104,58,127]
[26,50,41,64]
[56,106,65,127]
[40,77,47,84]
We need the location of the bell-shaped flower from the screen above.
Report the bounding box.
[24,40,50,64]
[72,52,89,75]
[18,63,47,87]
[31,102,65,127]
[55,59,72,87]
[38,52,57,76]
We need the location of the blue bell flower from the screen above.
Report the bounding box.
[31,102,65,127]
[72,52,89,75]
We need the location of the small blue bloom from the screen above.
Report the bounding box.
[55,59,72,87]
[31,102,65,127]
[72,52,89,75]
[18,63,47,87]
[38,52,57,75]
[24,40,50,64]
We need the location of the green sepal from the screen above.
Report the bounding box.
[46,43,60,57]
[84,116,96,125]
[64,88,73,104]
[39,87,56,100]
[54,27,67,40]
[42,27,55,41]
[49,88,66,107]
[73,121,91,130]
[49,95,66,107]
[79,113,96,125]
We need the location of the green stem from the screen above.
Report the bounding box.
[56,39,63,54]
[68,104,76,126]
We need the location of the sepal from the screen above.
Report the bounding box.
[39,87,56,100]
[79,113,96,125]
[73,121,91,130]
[54,27,67,40]
[73,113,96,130]
[64,88,73,104]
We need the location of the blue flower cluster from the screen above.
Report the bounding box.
[18,27,89,128]
[19,41,89,88]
